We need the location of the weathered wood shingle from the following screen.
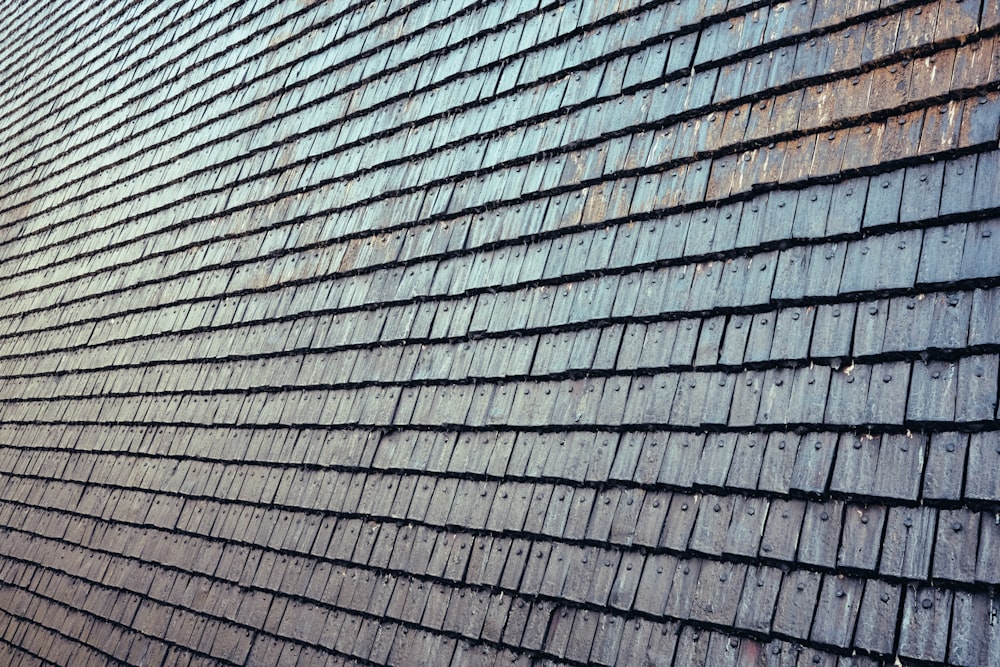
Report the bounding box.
[0,0,997,664]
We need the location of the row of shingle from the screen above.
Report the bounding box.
[1,423,997,518]
[0,0,556,273]
[0,610,126,667]
[0,90,984,362]
[0,0,99,96]
[1,420,994,504]
[0,351,991,436]
[0,353,994,428]
[0,555,251,666]
[0,0,274,180]
[0,0,660,202]
[0,544,932,664]
[0,287,981,382]
[286,83,996,220]
[0,639,65,667]
[0,522,678,667]
[0,548,530,667]
[2,2,998,666]
[50,0,980,211]
[0,0,138,110]
[3,284,995,402]
[20,0,452,188]
[15,76,992,334]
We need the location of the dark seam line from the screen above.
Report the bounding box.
[0,565,265,666]
[0,635,77,667]
[0,0,114,90]
[1,416,997,437]
[0,532,533,667]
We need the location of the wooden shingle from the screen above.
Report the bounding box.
[772,569,821,640]
[0,0,996,662]
[898,587,954,663]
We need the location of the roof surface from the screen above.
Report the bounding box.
[0,0,998,665]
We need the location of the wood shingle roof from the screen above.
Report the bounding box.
[0,0,998,665]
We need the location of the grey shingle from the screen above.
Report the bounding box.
[772,569,821,640]
[907,360,959,422]
[728,370,764,427]
[960,220,1000,281]
[963,96,1000,149]
[660,493,701,552]
[836,504,885,572]
[792,185,833,238]
[852,579,902,656]
[633,433,669,484]
[939,153,979,216]
[872,433,925,500]
[900,162,944,222]
[632,491,671,547]
[757,433,800,494]
[949,589,999,667]
[810,573,863,648]
[846,231,922,292]
[694,433,738,489]
[965,432,1000,501]
[789,433,838,495]
[970,287,1000,345]
[656,433,704,488]
[689,494,735,556]
[933,508,982,583]
[724,434,766,492]
[810,303,856,359]
[880,506,937,580]
[956,354,999,422]
[898,587,953,663]
[830,433,879,497]
[975,512,1000,585]
[797,499,844,568]
[734,564,781,634]
[634,553,677,615]
[760,498,805,562]
[723,495,768,559]
[607,550,644,612]
[923,432,969,501]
